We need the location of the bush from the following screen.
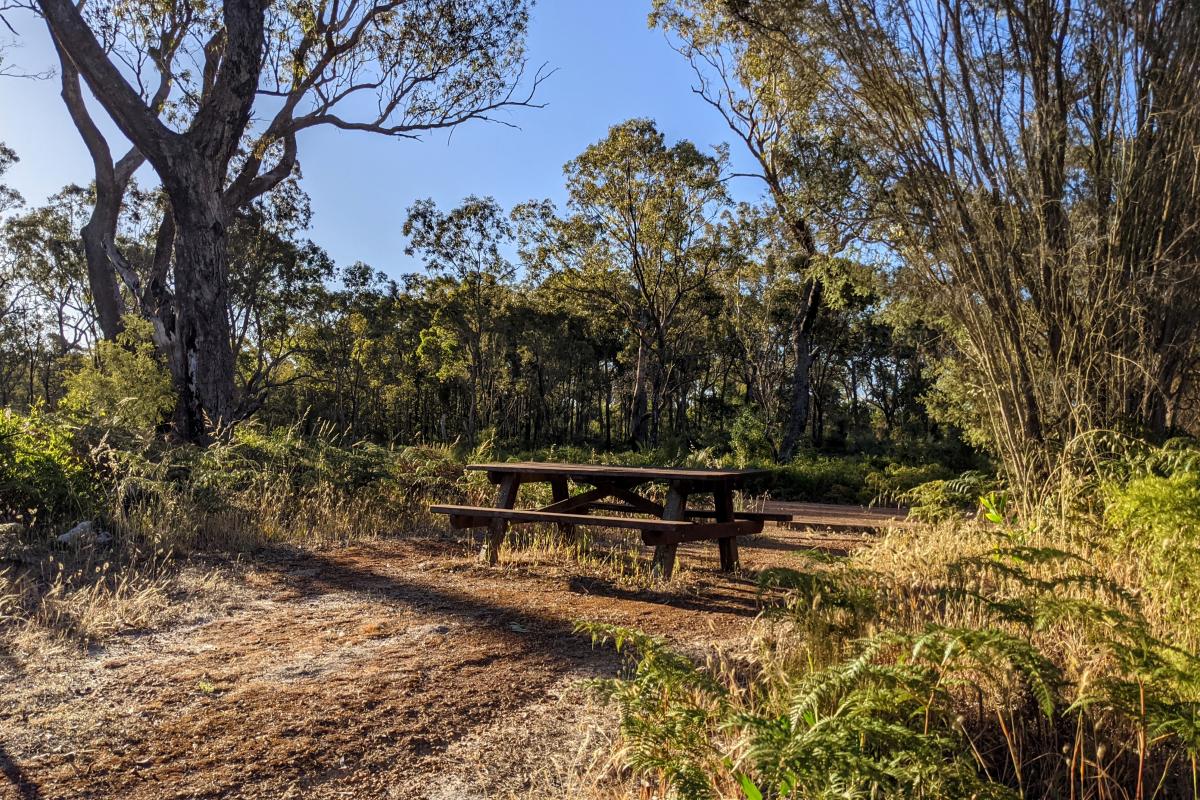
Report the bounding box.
[1104,442,1200,644]
[101,423,473,551]
[757,456,878,503]
[730,409,773,467]
[864,461,957,505]
[61,316,175,434]
[582,535,1200,799]
[0,409,97,528]
[900,470,999,522]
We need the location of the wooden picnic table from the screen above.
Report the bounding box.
[430,461,792,579]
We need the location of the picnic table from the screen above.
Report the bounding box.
[430,462,793,579]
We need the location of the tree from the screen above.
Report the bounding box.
[2,188,97,403]
[523,119,729,448]
[653,0,866,460]
[38,0,270,441]
[38,0,544,442]
[803,0,1200,489]
[404,196,517,445]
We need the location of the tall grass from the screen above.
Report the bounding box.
[1,418,482,651]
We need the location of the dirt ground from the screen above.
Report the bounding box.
[0,518,882,800]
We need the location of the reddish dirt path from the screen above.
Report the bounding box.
[1,511,900,799]
[0,538,762,799]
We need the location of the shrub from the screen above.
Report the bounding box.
[757,456,877,503]
[61,316,174,434]
[582,536,1200,799]
[730,409,773,467]
[0,409,97,528]
[900,470,999,522]
[864,461,957,505]
[1104,446,1200,645]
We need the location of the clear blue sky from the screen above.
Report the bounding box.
[0,0,760,276]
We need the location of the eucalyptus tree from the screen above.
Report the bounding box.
[37,0,543,442]
[652,0,866,460]
[0,144,21,215]
[522,119,729,447]
[1,187,98,404]
[403,196,518,446]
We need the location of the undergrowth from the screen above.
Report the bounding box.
[578,440,1200,799]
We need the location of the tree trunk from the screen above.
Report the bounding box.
[630,337,651,448]
[170,181,237,442]
[80,213,127,340]
[779,279,822,461]
[780,326,812,461]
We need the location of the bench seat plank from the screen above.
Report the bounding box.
[640,519,763,545]
[684,509,793,522]
[430,505,697,533]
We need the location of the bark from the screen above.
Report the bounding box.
[778,272,823,462]
[170,178,238,438]
[53,38,145,340]
[629,325,651,448]
[779,324,813,460]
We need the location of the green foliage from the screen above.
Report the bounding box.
[1103,439,1200,645]
[584,534,1200,798]
[0,409,97,527]
[759,456,876,504]
[61,316,175,433]
[863,462,955,506]
[730,409,773,467]
[899,471,999,522]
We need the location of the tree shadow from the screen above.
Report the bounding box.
[564,573,765,619]
[0,741,43,800]
[255,541,765,663]
[255,545,630,672]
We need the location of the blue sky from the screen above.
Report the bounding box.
[0,0,761,276]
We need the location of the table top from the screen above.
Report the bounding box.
[467,461,768,483]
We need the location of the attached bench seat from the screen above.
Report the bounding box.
[568,501,791,523]
[429,504,766,543]
[430,504,693,532]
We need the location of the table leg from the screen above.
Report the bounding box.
[652,484,687,579]
[550,476,576,542]
[481,473,521,565]
[715,484,739,572]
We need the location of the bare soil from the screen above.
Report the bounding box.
[0,512,889,800]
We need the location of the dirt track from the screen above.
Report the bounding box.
[0,515,890,799]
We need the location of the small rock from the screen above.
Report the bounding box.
[0,522,27,538]
[57,520,112,546]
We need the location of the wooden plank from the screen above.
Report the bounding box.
[584,502,648,514]
[684,509,793,522]
[430,505,696,532]
[651,485,687,579]
[538,486,610,514]
[447,514,489,529]
[449,503,793,526]
[481,474,520,565]
[642,519,763,546]
[467,462,767,483]
[550,476,576,542]
[435,505,765,542]
[715,487,739,572]
[604,483,665,515]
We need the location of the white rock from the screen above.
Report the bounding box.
[0,522,27,537]
[57,520,111,545]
